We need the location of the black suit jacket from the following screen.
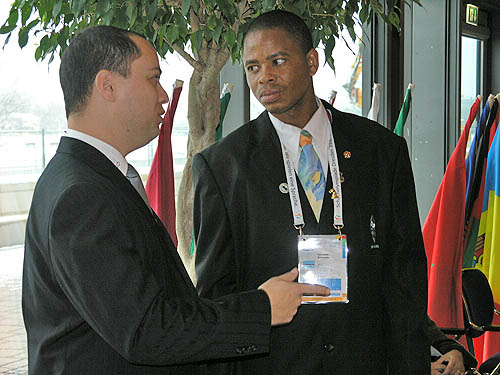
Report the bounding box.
[193,102,429,374]
[22,136,271,374]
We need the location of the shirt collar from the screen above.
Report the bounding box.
[269,97,331,174]
[64,129,128,176]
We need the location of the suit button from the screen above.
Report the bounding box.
[324,343,334,352]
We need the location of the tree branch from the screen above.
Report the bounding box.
[171,41,204,71]
[152,21,203,71]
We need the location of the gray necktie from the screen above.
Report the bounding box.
[126,164,151,209]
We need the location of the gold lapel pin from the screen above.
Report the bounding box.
[343,151,351,159]
[329,188,339,199]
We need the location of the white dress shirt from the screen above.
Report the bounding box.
[63,129,128,176]
[269,97,331,176]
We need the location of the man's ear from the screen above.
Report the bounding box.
[94,70,116,102]
[306,48,319,76]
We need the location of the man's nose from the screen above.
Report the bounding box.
[258,65,276,85]
[158,83,169,104]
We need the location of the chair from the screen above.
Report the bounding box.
[442,268,500,357]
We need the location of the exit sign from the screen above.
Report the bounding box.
[466,4,479,26]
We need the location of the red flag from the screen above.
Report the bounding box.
[145,80,183,246]
[423,96,481,329]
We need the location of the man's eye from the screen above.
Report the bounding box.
[274,58,285,66]
[246,65,258,72]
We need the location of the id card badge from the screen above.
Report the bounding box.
[298,234,349,304]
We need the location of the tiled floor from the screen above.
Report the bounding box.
[0,246,27,374]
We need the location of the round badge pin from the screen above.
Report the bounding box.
[343,151,351,159]
[279,183,289,194]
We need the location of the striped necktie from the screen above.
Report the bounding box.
[126,164,151,210]
[298,130,325,222]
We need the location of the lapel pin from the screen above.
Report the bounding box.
[343,151,351,159]
[279,182,289,194]
[329,188,339,200]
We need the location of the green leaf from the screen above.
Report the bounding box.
[52,0,63,18]
[263,0,274,12]
[207,14,217,31]
[166,25,179,43]
[359,5,369,24]
[18,27,29,48]
[8,9,19,26]
[324,37,335,61]
[213,22,223,43]
[95,0,110,16]
[126,3,137,25]
[0,23,17,34]
[102,8,114,24]
[222,28,236,48]
[35,45,43,60]
[181,0,191,16]
[26,18,40,31]
[388,10,400,30]
[71,0,86,16]
[190,29,202,53]
[145,0,157,22]
[21,2,32,26]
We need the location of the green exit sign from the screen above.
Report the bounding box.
[466,4,479,26]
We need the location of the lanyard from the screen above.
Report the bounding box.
[279,111,344,234]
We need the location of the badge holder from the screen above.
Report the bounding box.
[298,225,349,304]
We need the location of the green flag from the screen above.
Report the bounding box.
[215,82,233,142]
[394,83,414,136]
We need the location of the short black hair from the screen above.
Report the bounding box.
[59,25,142,118]
[243,10,313,54]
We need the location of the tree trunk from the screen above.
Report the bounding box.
[176,64,225,282]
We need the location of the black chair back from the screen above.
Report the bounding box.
[462,268,495,338]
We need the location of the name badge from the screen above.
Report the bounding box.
[298,234,349,304]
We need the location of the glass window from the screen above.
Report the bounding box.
[461,36,481,155]
[0,17,191,195]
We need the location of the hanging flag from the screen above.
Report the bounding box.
[215,82,233,142]
[393,83,415,136]
[465,95,492,207]
[464,97,499,268]
[474,118,500,363]
[328,90,337,106]
[367,83,382,122]
[145,79,184,246]
[423,97,481,329]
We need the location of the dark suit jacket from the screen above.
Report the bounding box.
[22,136,271,375]
[193,102,429,374]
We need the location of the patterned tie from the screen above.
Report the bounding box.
[126,164,151,210]
[298,130,325,222]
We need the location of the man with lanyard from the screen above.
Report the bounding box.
[193,9,429,374]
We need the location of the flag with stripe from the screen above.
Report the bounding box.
[474,110,500,363]
[145,80,183,246]
[423,97,481,329]
[393,83,414,136]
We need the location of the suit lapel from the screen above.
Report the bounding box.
[249,112,288,186]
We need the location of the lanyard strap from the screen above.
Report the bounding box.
[280,112,344,233]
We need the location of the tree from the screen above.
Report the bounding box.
[1,0,421,278]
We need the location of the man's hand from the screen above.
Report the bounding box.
[258,268,330,326]
[431,350,465,375]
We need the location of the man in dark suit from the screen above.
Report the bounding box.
[193,10,429,374]
[22,25,329,375]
